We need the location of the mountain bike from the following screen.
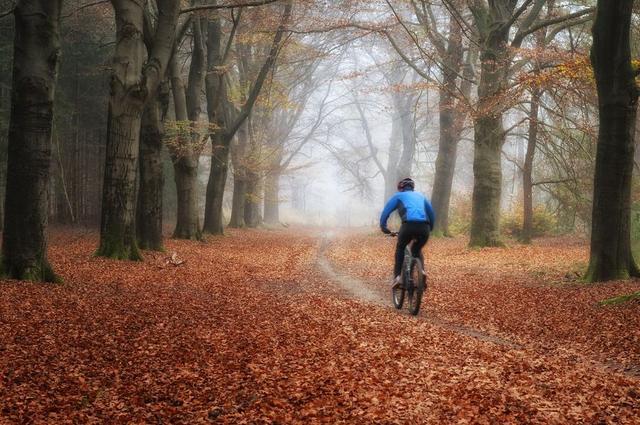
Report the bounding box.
[389,232,427,316]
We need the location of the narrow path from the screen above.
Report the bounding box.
[317,234,640,379]
[317,235,522,349]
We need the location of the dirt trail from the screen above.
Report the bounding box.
[317,233,640,379]
[317,234,522,349]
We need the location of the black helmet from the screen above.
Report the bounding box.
[397,177,415,191]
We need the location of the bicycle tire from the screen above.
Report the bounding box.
[391,281,405,309]
[392,252,412,309]
[407,257,426,316]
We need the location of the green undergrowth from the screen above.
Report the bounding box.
[599,291,640,306]
[0,257,62,283]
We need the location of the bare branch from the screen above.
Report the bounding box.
[180,0,279,14]
[512,6,595,47]
[224,0,292,139]
[532,178,576,186]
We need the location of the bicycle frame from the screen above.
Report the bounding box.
[403,239,425,277]
[391,235,427,315]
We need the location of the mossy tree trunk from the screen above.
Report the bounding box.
[97,0,179,260]
[470,114,505,247]
[468,14,511,248]
[586,0,639,282]
[2,0,62,282]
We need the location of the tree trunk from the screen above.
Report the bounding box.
[228,122,249,228]
[586,0,639,282]
[395,96,416,180]
[202,12,229,235]
[136,94,165,251]
[244,120,262,228]
[228,178,247,228]
[244,173,262,227]
[173,158,201,239]
[430,17,463,237]
[203,133,230,234]
[384,109,402,200]
[431,86,459,237]
[169,19,205,241]
[99,105,144,259]
[0,136,5,233]
[469,26,510,248]
[97,0,179,259]
[2,0,62,282]
[263,170,280,225]
[470,115,504,247]
[521,87,541,244]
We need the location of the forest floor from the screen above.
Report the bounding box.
[1,227,640,424]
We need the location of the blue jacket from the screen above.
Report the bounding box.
[380,190,435,231]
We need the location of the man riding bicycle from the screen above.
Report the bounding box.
[380,178,435,286]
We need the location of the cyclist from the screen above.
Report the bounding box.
[380,177,435,285]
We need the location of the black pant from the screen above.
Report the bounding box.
[394,221,430,277]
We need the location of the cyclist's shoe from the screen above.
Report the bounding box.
[391,275,402,287]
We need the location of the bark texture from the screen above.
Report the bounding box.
[97,0,179,260]
[468,10,512,248]
[202,11,228,235]
[2,0,62,282]
[136,91,166,251]
[586,0,639,282]
[169,19,205,241]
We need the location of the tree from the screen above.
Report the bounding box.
[464,0,594,247]
[1,0,62,282]
[392,1,471,236]
[358,1,473,235]
[97,0,180,260]
[202,1,292,235]
[136,84,169,251]
[136,7,173,252]
[585,0,639,282]
[259,55,332,225]
[168,17,206,241]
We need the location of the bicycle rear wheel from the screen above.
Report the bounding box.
[407,257,426,316]
[391,280,405,309]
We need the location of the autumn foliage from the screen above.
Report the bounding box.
[1,229,639,423]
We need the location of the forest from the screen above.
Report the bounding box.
[0,0,639,423]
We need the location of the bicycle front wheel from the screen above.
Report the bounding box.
[407,257,426,316]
